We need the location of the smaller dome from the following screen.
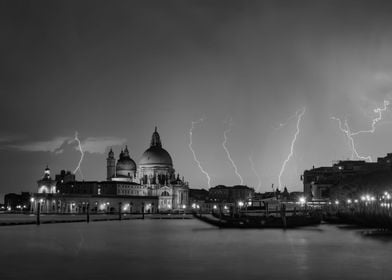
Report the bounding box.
[116,157,137,172]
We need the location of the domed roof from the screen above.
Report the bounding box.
[139,146,173,166]
[116,157,137,171]
[116,146,136,172]
[139,127,173,166]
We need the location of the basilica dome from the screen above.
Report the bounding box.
[139,146,173,166]
[139,127,173,167]
[115,146,136,176]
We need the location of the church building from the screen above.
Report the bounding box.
[31,128,189,214]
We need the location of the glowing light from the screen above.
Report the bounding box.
[278,107,306,188]
[335,200,339,205]
[238,201,244,207]
[213,205,217,209]
[249,155,261,190]
[189,118,211,188]
[73,131,84,179]
[331,100,389,162]
[222,118,243,185]
[299,196,306,204]
[347,199,352,204]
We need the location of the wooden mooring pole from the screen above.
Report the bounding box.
[281,204,287,229]
[86,203,90,223]
[36,202,41,226]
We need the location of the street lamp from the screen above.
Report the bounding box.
[30,197,35,213]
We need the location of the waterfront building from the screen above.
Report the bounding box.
[303,153,392,200]
[4,192,31,211]
[208,185,254,203]
[31,128,189,214]
[37,166,57,194]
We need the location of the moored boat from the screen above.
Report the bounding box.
[194,212,321,228]
[194,198,322,229]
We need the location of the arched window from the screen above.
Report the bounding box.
[161,191,170,197]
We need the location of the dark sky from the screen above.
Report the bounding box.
[2,0,392,200]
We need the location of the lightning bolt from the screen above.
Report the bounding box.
[273,111,301,130]
[278,107,306,188]
[73,131,84,179]
[330,117,371,161]
[331,100,390,162]
[351,100,389,136]
[249,155,261,191]
[189,118,211,188]
[222,118,244,185]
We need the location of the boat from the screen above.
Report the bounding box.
[194,199,322,229]
[194,212,321,229]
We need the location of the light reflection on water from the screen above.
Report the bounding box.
[0,219,391,280]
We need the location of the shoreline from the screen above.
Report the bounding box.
[0,213,193,226]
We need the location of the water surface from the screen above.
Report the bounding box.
[0,219,391,279]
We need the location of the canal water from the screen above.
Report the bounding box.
[0,219,391,280]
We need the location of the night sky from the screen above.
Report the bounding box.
[2,0,392,200]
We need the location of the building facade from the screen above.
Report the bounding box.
[32,128,189,213]
[303,153,392,200]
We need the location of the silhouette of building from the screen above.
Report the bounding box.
[303,153,392,200]
[208,185,254,203]
[4,192,31,211]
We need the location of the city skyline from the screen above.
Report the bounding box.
[2,1,392,198]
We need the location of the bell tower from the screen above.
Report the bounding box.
[107,148,116,180]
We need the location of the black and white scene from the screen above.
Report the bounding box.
[2,1,392,279]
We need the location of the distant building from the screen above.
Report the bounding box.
[189,188,209,206]
[208,185,231,202]
[303,153,392,200]
[208,185,254,203]
[4,192,31,211]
